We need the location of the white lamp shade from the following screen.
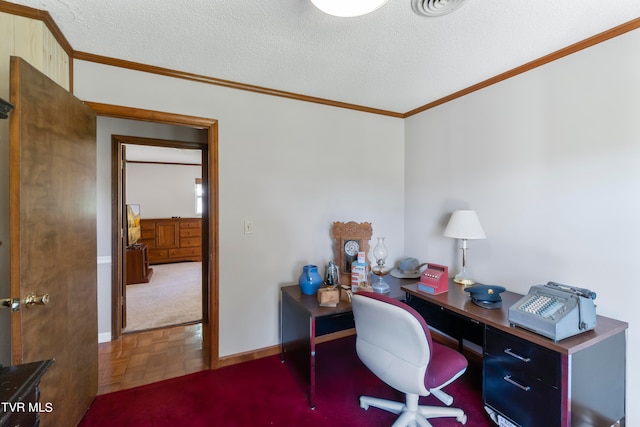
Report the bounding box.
[444,210,486,240]
[310,0,389,17]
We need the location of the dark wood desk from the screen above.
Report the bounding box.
[280,274,409,409]
[280,277,627,426]
[403,280,628,427]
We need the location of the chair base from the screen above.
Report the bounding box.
[360,394,467,427]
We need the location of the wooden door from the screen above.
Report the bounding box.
[9,57,97,426]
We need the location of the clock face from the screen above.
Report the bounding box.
[344,240,360,256]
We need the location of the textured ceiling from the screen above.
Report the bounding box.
[5,0,640,113]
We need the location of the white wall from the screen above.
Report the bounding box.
[405,28,640,424]
[126,162,202,219]
[77,64,406,356]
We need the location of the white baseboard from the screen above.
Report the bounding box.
[98,332,112,343]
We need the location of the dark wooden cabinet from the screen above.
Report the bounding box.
[0,360,53,427]
[140,218,202,264]
[126,243,153,285]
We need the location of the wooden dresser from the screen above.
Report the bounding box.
[140,218,202,264]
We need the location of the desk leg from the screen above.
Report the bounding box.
[281,290,316,409]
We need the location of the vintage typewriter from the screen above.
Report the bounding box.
[508,281,597,341]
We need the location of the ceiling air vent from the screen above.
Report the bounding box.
[412,0,469,17]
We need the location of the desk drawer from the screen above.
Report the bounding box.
[485,326,560,387]
[315,312,354,337]
[484,356,561,427]
[484,326,562,427]
[405,294,483,346]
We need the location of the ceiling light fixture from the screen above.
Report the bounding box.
[411,0,469,17]
[310,0,389,17]
[311,0,469,18]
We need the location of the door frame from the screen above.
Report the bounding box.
[88,102,219,369]
[114,134,206,333]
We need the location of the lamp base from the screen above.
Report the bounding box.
[453,268,475,286]
[453,275,475,286]
[372,280,390,294]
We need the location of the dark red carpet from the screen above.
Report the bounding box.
[79,336,492,426]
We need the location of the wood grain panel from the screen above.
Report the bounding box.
[43,25,69,89]
[10,56,97,426]
[12,14,44,71]
[0,11,70,91]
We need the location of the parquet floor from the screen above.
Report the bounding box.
[97,323,207,395]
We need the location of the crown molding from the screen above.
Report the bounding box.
[404,17,640,117]
[74,51,404,119]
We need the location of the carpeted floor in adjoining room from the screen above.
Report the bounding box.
[79,335,492,427]
[124,261,202,333]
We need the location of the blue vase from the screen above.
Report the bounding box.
[298,265,323,295]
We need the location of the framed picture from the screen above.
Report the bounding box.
[330,221,373,286]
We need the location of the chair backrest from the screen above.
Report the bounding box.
[352,292,433,396]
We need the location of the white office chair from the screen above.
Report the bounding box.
[352,292,468,427]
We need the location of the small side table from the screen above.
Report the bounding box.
[126,243,153,285]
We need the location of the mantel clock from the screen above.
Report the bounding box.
[330,221,373,286]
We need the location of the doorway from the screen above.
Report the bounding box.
[92,102,219,369]
[120,139,204,333]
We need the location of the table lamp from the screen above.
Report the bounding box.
[444,210,486,285]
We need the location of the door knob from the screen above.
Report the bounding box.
[24,293,50,308]
[1,293,49,311]
[1,298,20,311]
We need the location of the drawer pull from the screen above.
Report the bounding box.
[504,348,531,362]
[503,375,531,392]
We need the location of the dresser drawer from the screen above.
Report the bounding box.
[140,220,155,231]
[180,228,201,238]
[139,238,155,249]
[180,219,201,229]
[141,229,155,239]
[169,247,201,258]
[485,326,560,387]
[149,249,168,261]
[180,236,201,247]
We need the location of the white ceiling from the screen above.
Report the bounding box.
[6,0,640,113]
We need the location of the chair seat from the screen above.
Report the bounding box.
[426,342,467,390]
